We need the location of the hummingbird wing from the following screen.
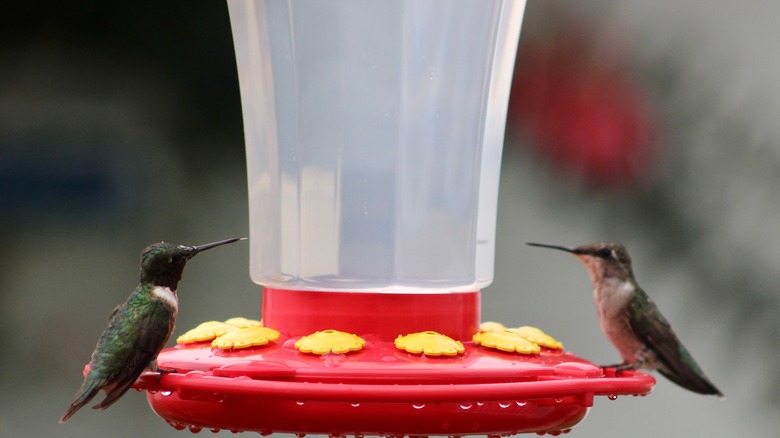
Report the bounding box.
[626,288,723,396]
[89,291,176,410]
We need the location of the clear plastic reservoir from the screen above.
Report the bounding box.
[229,0,526,292]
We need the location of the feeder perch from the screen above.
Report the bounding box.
[136,1,654,435]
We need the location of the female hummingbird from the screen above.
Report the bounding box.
[60,237,244,423]
[527,242,723,397]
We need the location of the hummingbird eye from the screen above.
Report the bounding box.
[597,248,613,259]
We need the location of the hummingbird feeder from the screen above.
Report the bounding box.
[137,0,654,435]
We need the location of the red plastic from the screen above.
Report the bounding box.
[262,288,481,341]
[138,290,655,436]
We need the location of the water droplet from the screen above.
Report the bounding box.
[350,402,360,407]
[160,390,172,396]
[188,424,203,433]
[498,401,512,408]
[260,429,273,436]
[295,434,307,438]
[516,400,528,407]
[554,397,564,404]
[296,400,305,406]
[171,422,186,431]
[210,428,221,433]
[134,387,143,392]
[608,394,618,401]
[458,402,473,410]
[355,434,364,438]
[213,393,227,402]
[412,403,426,409]
[148,389,158,394]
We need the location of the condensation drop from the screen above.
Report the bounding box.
[170,422,186,431]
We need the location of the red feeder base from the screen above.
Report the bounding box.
[137,290,655,436]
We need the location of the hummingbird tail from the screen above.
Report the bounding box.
[59,382,101,423]
[92,378,136,410]
[658,368,724,398]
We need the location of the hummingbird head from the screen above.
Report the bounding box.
[139,238,244,288]
[527,242,634,284]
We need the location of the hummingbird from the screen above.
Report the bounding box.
[527,242,723,397]
[60,237,244,423]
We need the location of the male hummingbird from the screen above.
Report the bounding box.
[60,237,244,423]
[527,242,723,397]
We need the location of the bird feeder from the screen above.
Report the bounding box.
[137,0,654,435]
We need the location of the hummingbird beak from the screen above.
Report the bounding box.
[526,242,581,254]
[190,237,246,255]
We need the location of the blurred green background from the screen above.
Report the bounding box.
[2,0,778,436]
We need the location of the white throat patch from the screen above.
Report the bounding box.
[152,286,178,310]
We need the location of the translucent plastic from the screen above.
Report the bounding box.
[229,0,526,292]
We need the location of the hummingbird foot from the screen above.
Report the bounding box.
[600,362,639,376]
[155,368,178,384]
